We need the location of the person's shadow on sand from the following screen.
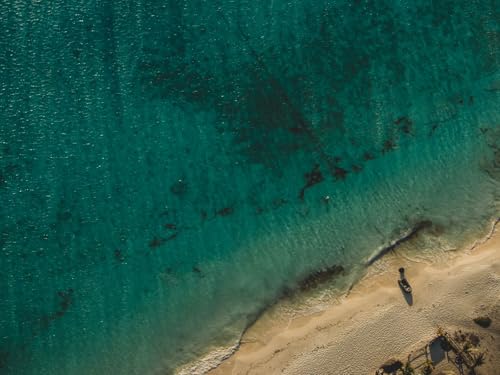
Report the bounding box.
[400,287,413,305]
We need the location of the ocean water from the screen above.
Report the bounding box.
[1,1,499,374]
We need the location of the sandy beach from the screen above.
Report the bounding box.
[208,221,500,375]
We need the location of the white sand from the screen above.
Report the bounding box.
[209,223,500,375]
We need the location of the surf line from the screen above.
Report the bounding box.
[365,220,433,266]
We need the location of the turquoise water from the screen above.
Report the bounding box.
[1,1,499,374]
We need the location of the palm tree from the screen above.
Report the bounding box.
[462,341,472,353]
[398,362,415,375]
[472,352,485,368]
[421,360,434,375]
[436,326,445,337]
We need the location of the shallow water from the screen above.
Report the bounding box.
[1,1,499,374]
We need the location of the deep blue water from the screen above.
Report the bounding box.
[1,1,499,374]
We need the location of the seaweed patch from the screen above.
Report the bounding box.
[429,123,439,136]
[149,232,179,250]
[351,164,363,173]
[55,289,74,318]
[333,166,348,180]
[363,151,375,161]
[382,139,396,153]
[149,237,166,248]
[37,288,75,331]
[192,266,204,277]
[271,198,289,209]
[299,164,324,200]
[216,206,235,217]
[0,349,9,370]
[394,116,413,135]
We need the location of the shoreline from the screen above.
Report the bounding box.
[200,218,500,375]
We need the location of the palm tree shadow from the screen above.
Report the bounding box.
[453,354,466,375]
